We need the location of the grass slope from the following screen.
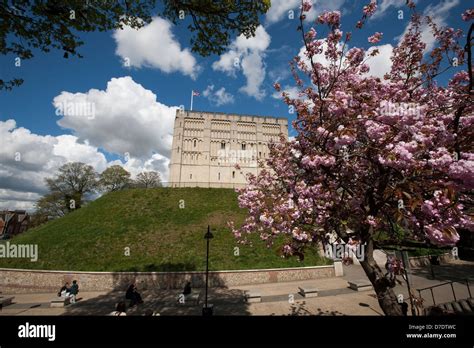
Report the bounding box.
[0,188,330,271]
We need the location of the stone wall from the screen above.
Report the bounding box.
[408,253,453,268]
[0,265,335,294]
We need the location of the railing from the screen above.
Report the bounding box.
[161,182,248,189]
[416,279,472,306]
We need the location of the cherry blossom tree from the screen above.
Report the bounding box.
[231,1,473,315]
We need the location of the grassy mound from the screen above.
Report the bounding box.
[0,188,330,271]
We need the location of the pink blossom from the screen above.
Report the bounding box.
[363,0,377,17]
[462,9,474,21]
[346,47,365,65]
[301,0,312,13]
[317,11,341,26]
[368,32,383,44]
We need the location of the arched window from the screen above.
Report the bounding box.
[221,142,225,150]
[218,172,221,180]
[241,143,246,150]
[193,139,197,147]
[232,171,235,179]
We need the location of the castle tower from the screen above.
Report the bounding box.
[169,110,288,188]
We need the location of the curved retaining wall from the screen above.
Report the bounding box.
[0,265,335,294]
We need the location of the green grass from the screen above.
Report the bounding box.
[0,188,331,272]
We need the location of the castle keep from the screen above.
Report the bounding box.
[169,110,288,188]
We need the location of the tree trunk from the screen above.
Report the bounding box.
[359,239,403,316]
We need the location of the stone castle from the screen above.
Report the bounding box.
[169,110,288,188]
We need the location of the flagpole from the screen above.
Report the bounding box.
[190,90,193,111]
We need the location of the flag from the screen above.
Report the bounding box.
[192,90,200,96]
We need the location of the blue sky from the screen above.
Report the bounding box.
[0,0,471,210]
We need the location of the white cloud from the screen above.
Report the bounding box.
[113,16,199,79]
[272,85,300,100]
[212,26,271,100]
[297,41,393,79]
[265,0,346,26]
[297,40,344,70]
[0,120,108,210]
[397,0,459,53]
[54,76,178,161]
[364,44,393,79]
[203,85,235,106]
[371,0,408,20]
[109,153,170,181]
[1,76,181,209]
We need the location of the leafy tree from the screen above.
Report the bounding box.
[231,2,473,315]
[134,171,162,188]
[99,165,131,192]
[0,0,270,90]
[45,162,98,210]
[163,0,271,56]
[34,191,68,221]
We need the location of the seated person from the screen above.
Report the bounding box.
[67,280,79,303]
[183,281,192,296]
[125,283,143,307]
[109,301,127,316]
[177,281,198,304]
[58,282,70,297]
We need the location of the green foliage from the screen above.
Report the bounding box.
[99,165,131,192]
[134,171,162,188]
[1,0,270,90]
[163,0,271,56]
[34,191,68,220]
[45,162,98,210]
[0,0,154,89]
[0,188,331,271]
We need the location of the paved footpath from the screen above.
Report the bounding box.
[1,260,472,316]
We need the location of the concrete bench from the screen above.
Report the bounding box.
[467,298,474,308]
[459,299,472,313]
[244,290,261,303]
[50,296,71,308]
[0,296,15,307]
[348,280,373,291]
[298,287,319,298]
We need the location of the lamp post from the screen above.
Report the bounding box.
[203,225,214,316]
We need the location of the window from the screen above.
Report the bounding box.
[232,171,235,179]
[190,174,192,179]
[242,143,246,150]
[193,140,197,147]
[259,151,261,157]
[177,146,180,153]
[218,172,221,180]
[221,142,225,150]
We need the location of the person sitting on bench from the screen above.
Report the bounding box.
[125,283,143,307]
[67,280,79,303]
[183,281,192,296]
[58,282,70,297]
